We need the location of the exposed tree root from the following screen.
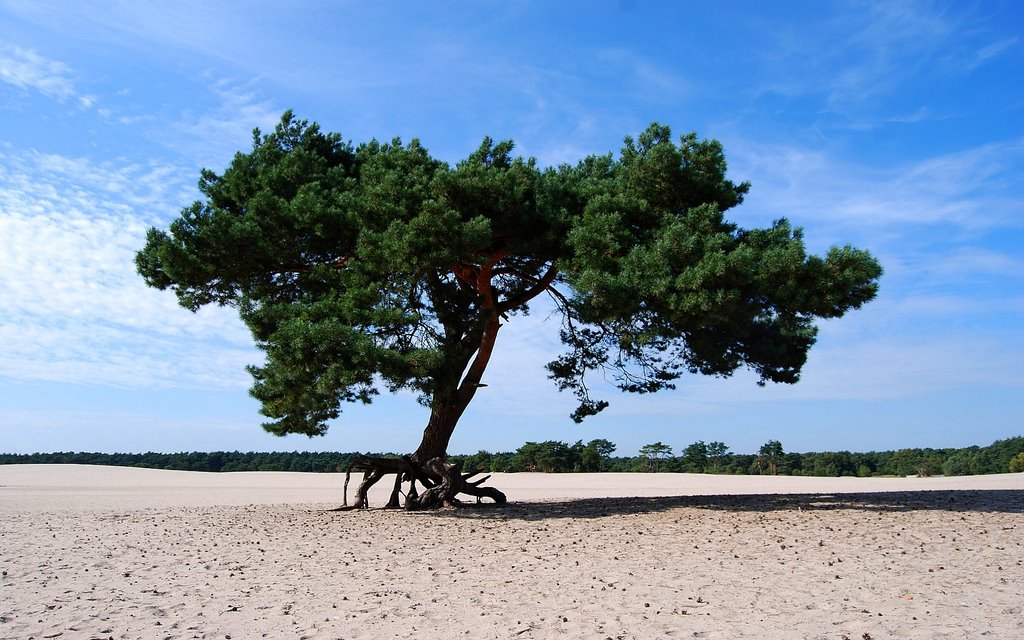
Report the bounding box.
[338,453,506,510]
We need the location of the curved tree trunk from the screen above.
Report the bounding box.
[338,255,557,510]
[412,396,462,462]
[341,305,507,509]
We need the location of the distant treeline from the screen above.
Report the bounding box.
[452,436,1024,477]
[2,436,1023,477]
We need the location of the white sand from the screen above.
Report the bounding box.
[1,464,1022,638]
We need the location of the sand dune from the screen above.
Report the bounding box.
[1,465,1021,638]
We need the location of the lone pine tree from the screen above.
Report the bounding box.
[136,112,881,508]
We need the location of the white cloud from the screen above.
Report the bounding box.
[0,2,256,67]
[165,78,282,169]
[885,107,935,124]
[784,328,1024,400]
[595,48,689,96]
[462,291,1024,428]
[117,113,155,126]
[0,147,256,389]
[965,36,1018,71]
[729,137,1024,234]
[185,78,280,138]
[576,325,1024,428]
[0,44,79,101]
[751,0,1010,125]
[825,0,952,106]
[908,246,1024,282]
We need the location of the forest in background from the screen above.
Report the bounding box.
[2,436,1022,478]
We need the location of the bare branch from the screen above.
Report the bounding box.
[497,261,559,314]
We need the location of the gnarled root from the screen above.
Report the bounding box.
[339,454,506,510]
[341,454,418,510]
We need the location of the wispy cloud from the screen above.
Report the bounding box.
[164,78,282,169]
[0,1,257,67]
[466,125,1024,425]
[825,1,952,106]
[785,327,1024,400]
[462,313,1024,446]
[750,0,1014,127]
[459,285,1024,430]
[964,36,1019,71]
[0,147,256,389]
[885,106,936,124]
[0,44,95,108]
[595,48,689,97]
[730,137,1024,233]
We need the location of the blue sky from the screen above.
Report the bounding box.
[1,1,1021,457]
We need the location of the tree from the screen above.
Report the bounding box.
[942,450,978,476]
[514,440,574,473]
[758,440,784,475]
[136,112,882,508]
[580,438,617,471]
[682,440,709,473]
[886,448,919,477]
[461,450,493,474]
[707,441,729,473]
[639,442,674,472]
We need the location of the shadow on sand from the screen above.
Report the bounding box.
[404,489,1024,521]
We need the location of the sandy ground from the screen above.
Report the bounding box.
[1,465,1021,639]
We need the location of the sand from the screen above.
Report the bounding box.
[1,465,1021,639]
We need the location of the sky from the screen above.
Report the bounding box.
[1,1,1021,458]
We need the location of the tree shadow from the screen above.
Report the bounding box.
[414,489,1024,521]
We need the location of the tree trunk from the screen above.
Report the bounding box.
[414,305,501,461]
[338,254,543,510]
[341,310,508,509]
[412,396,462,462]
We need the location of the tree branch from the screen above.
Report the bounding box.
[452,250,510,406]
[272,255,351,275]
[496,261,559,314]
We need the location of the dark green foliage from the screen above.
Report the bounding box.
[883,448,951,477]
[758,439,784,475]
[139,112,560,439]
[638,442,673,472]
[0,451,365,472]
[706,441,729,472]
[137,112,882,449]
[682,440,709,473]
[2,436,1021,476]
[513,440,580,472]
[939,437,1024,476]
[580,438,617,471]
[942,450,979,476]
[461,439,613,473]
[550,126,881,421]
